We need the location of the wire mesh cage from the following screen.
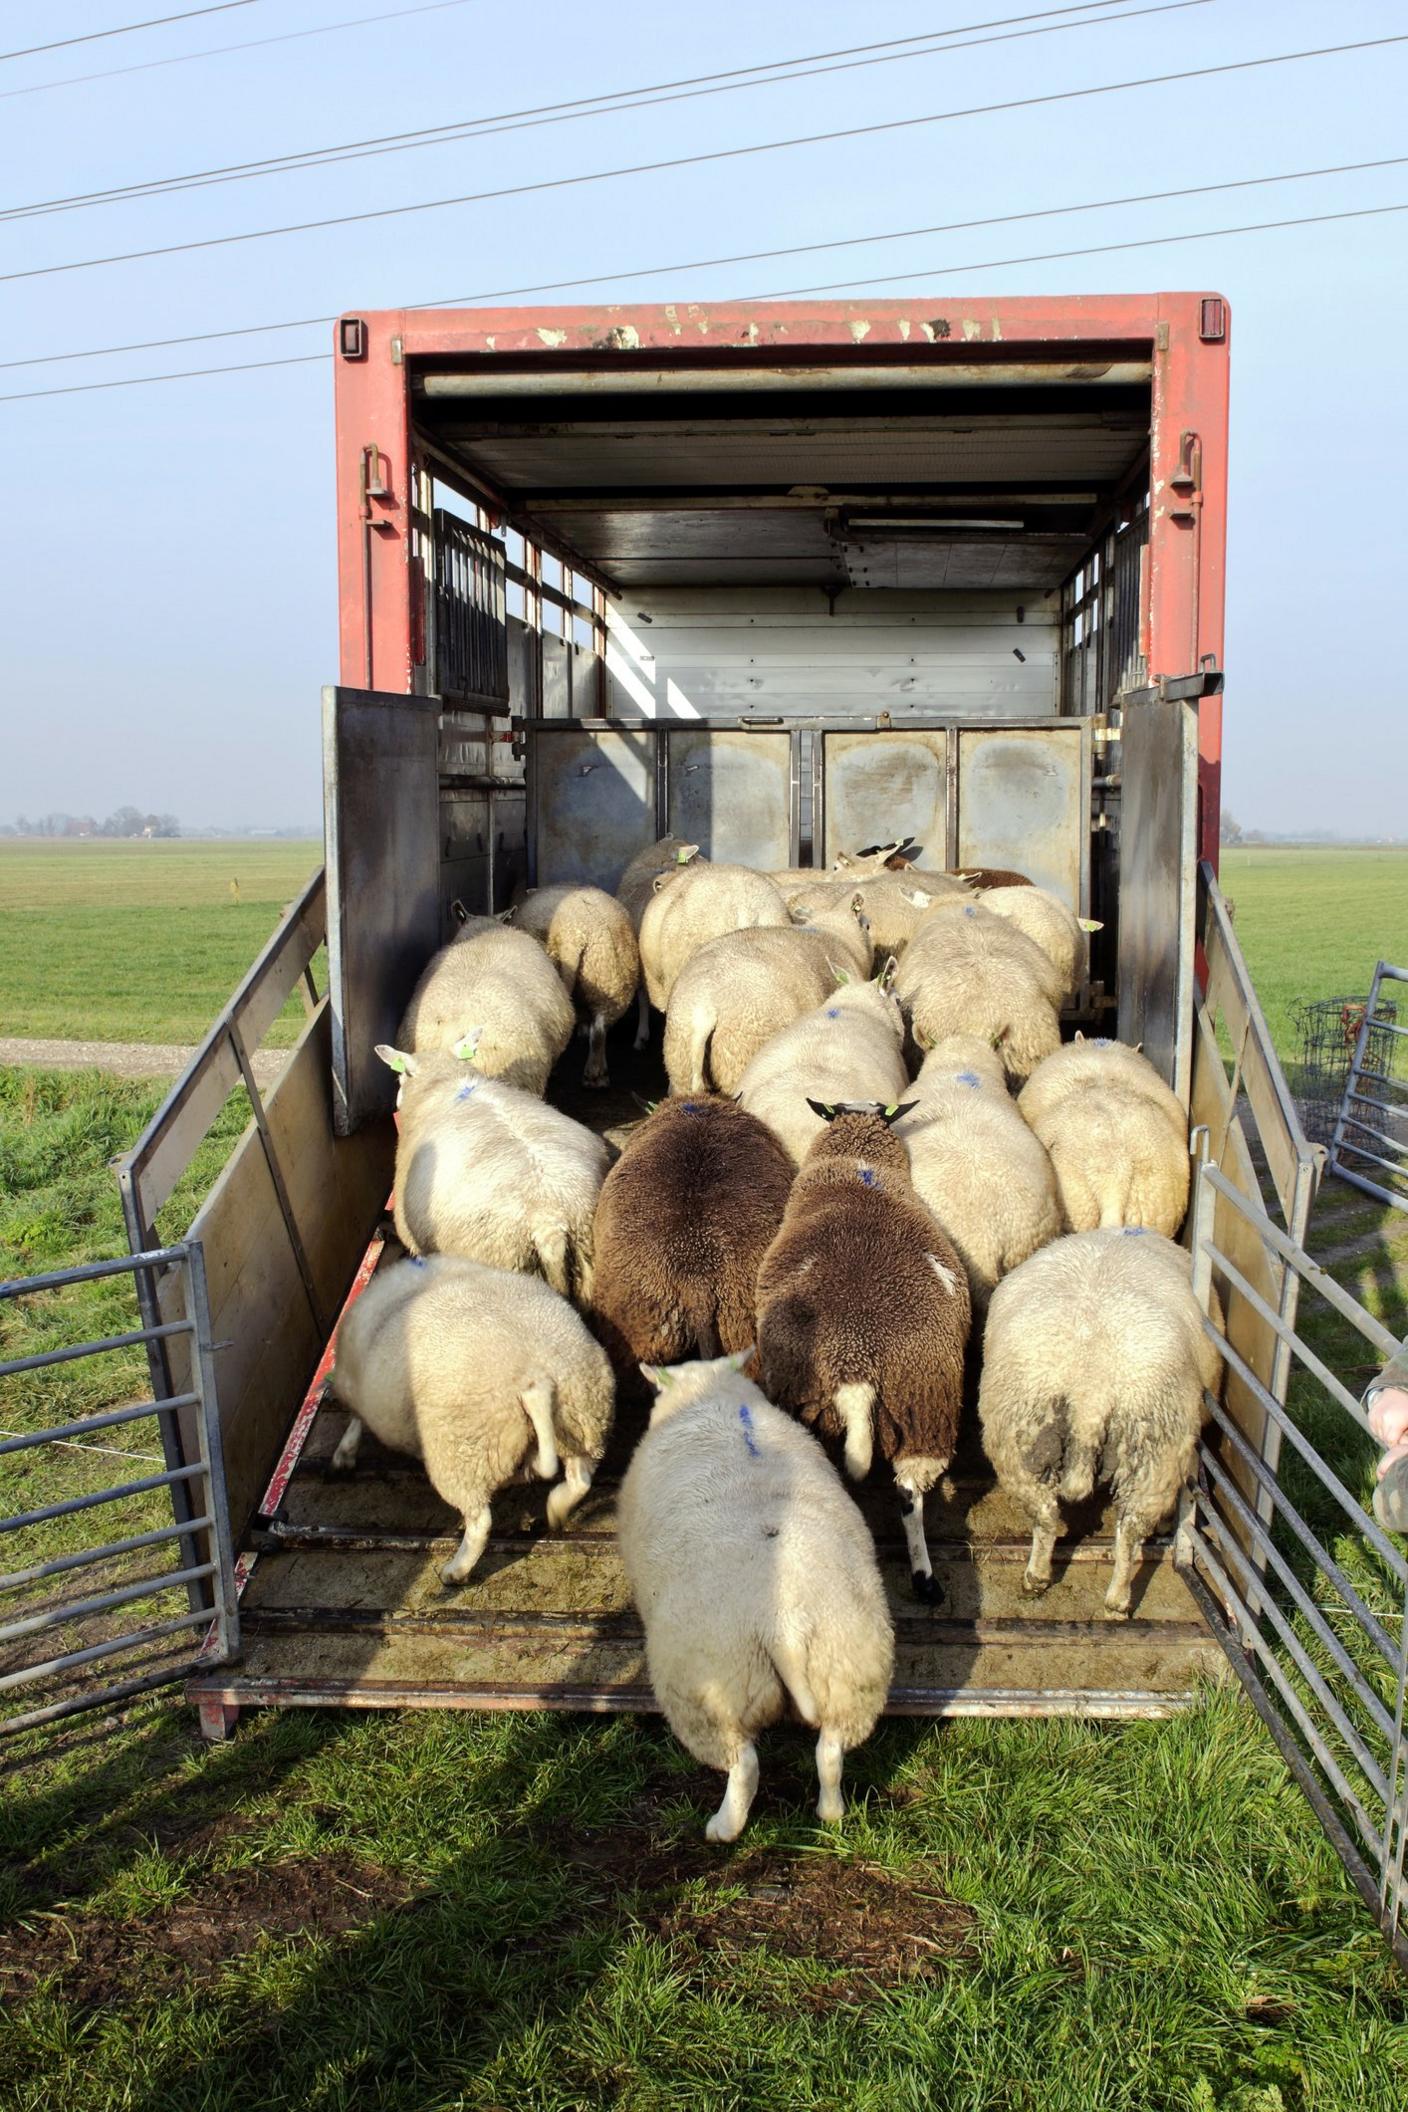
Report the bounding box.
[1290,992,1400,1145]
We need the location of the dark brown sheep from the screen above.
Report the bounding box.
[756,1103,972,1602]
[589,1095,794,1384]
[954,867,1034,890]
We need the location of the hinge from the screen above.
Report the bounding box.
[390,336,405,365]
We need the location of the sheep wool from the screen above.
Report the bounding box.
[509,883,640,1089]
[1027,1079,1190,1237]
[377,1044,608,1300]
[979,1228,1223,1616]
[978,884,1095,1004]
[638,861,792,1013]
[736,974,909,1169]
[590,1095,794,1378]
[895,901,1063,1084]
[331,1253,615,1586]
[398,914,573,1094]
[616,837,703,1047]
[1017,1035,1188,1140]
[756,1107,971,1601]
[618,1352,894,1840]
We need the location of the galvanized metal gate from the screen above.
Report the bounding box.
[1330,961,1408,1211]
[0,1245,239,1739]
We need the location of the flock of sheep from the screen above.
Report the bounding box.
[329,835,1224,1842]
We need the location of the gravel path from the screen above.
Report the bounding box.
[0,1037,286,1089]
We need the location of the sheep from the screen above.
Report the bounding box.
[979,1227,1223,1616]
[954,866,1034,890]
[508,883,640,1090]
[331,1252,615,1585]
[756,1105,971,1602]
[736,970,910,1169]
[977,884,1100,1003]
[895,1045,1062,1312]
[1024,1080,1191,1238]
[661,895,873,1096]
[788,868,971,960]
[590,1095,794,1378]
[615,836,702,1047]
[376,1040,608,1299]
[894,901,1063,1084]
[638,861,792,1015]
[398,912,573,1094]
[1017,1034,1187,1141]
[617,1349,894,1840]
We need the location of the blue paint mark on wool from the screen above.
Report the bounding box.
[455,1081,478,1102]
[858,1167,878,1187]
[681,1101,703,1115]
[1121,1226,1146,1237]
[738,1403,761,1457]
[407,1255,427,1268]
[826,1007,841,1019]
[1093,1037,1113,1047]
[956,1070,981,1088]
[964,904,977,918]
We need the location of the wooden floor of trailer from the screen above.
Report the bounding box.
[188,1041,1229,1729]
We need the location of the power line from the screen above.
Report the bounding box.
[5,29,1404,286]
[0,2,1178,221]
[0,0,476,101]
[0,3,254,64]
[5,152,1404,373]
[3,197,1404,403]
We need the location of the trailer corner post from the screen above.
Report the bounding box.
[335,314,416,696]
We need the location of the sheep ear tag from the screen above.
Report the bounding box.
[724,1346,754,1373]
[833,967,852,987]
[881,1102,919,1126]
[806,1098,839,1122]
[639,1362,675,1390]
[877,955,899,991]
[374,1044,411,1075]
[1079,918,1104,933]
[451,1029,483,1062]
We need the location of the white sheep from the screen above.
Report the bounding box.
[508,883,640,1090]
[399,913,573,1094]
[736,970,909,1168]
[615,837,703,1048]
[638,860,792,1015]
[331,1252,615,1585]
[894,901,1062,1084]
[788,869,971,960]
[376,1040,608,1299]
[661,896,873,1097]
[895,1044,1062,1310]
[979,1228,1223,1616]
[978,884,1099,1003]
[1024,1080,1191,1237]
[1017,1034,1187,1140]
[617,1349,894,1840]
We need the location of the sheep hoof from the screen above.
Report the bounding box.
[704,1812,743,1844]
[1102,1601,1132,1623]
[816,1792,845,1827]
[440,1558,473,1588]
[911,1569,943,1606]
[582,1071,609,1091]
[1021,1570,1051,1598]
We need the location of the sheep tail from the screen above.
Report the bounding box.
[556,932,589,1007]
[532,1219,571,1296]
[768,1636,820,1728]
[833,1382,876,1481]
[686,1000,717,1094]
[519,1376,559,1481]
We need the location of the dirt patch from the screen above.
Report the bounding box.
[0,1853,416,2010]
[0,1037,284,1087]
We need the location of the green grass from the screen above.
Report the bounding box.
[0,840,322,1045]
[1218,848,1408,1059]
[2,849,1407,2107]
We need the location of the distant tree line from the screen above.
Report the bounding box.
[2,807,179,839]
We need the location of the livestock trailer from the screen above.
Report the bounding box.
[7,295,1405,1960]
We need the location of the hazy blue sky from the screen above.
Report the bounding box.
[2,0,1405,833]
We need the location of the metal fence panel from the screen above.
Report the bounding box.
[1330,962,1408,1211]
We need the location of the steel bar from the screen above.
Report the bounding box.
[184,1240,240,1665]
[0,1662,210,1740]
[0,1463,205,1536]
[0,1516,214,1595]
[0,1394,200,1458]
[0,1562,217,1646]
[0,1320,192,1378]
[1202,1393,1401,1673]
[1203,1239,1379,1437]
[0,1609,211,1694]
[1201,1163,1401,1356]
[0,1248,185,1298]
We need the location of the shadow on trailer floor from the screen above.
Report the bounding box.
[188,1024,1228,1733]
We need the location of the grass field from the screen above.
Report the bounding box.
[0,840,321,1045]
[1,842,1406,2109]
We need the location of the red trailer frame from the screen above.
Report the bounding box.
[332,292,1229,866]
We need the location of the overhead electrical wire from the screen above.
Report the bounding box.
[0,0,477,101]
[3,29,1404,287]
[3,196,1404,403]
[0,3,255,65]
[0,1,1192,222]
[4,153,1403,373]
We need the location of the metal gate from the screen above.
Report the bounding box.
[1181,1149,1408,1964]
[1330,961,1408,1211]
[1,1244,239,1739]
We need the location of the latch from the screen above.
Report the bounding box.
[1168,431,1201,524]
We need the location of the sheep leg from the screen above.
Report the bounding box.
[442,1503,493,1586]
[1023,1520,1061,1597]
[633,984,651,1050]
[705,1742,760,1844]
[520,1378,559,1480]
[583,1011,610,1090]
[546,1454,595,1530]
[1105,1514,1154,1621]
[329,1415,364,1474]
[815,1730,846,1827]
[896,1471,942,1606]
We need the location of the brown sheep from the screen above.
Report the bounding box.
[589,1096,794,1385]
[755,1104,972,1603]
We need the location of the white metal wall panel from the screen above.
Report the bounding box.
[667,729,794,869]
[956,727,1088,910]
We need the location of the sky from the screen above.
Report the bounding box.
[1,0,1405,835]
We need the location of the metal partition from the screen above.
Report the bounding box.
[0,1246,238,1739]
[1118,694,1198,1098]
[1331,962,1408,1210]
[524,718,799,887]
[1181,1153,1408,1966]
